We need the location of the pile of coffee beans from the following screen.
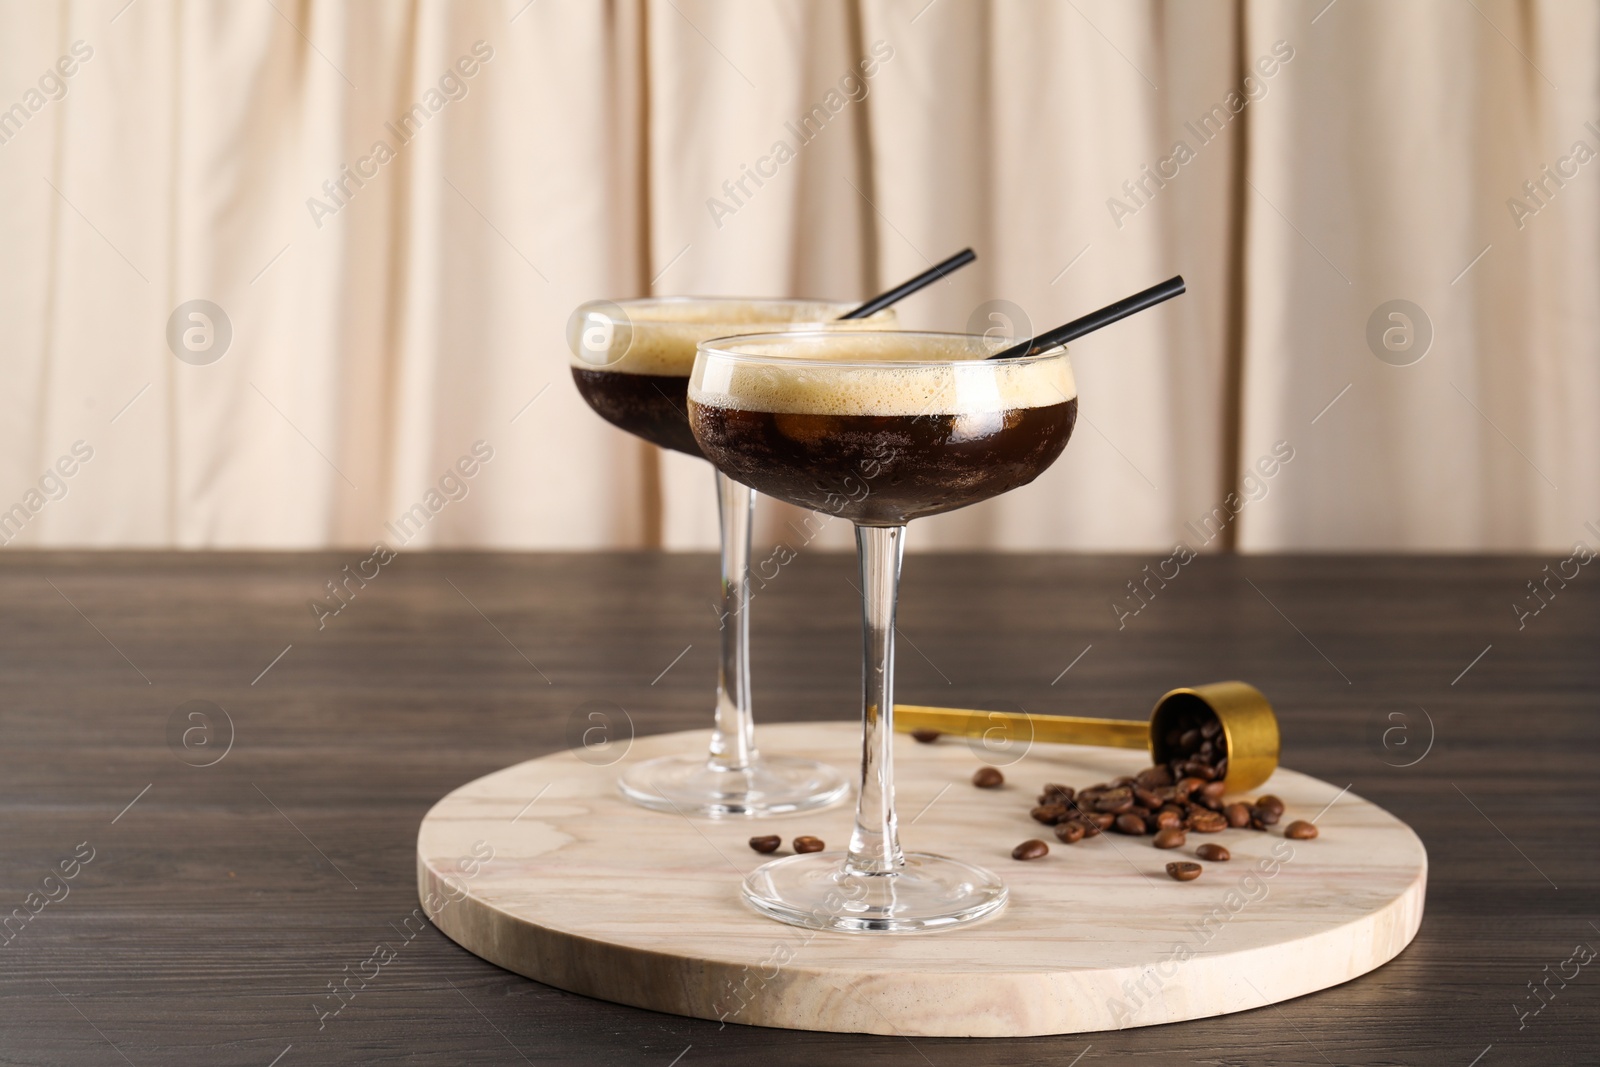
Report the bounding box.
[1025,769,1292,845]
[998,706,1318,878]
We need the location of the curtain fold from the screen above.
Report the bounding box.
[0,0,1593,551]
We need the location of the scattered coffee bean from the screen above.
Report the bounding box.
[1114,813,1147,835]
[1195,843,1230,862]
[1153,827,1187,849]
[1132,787,1163,810]
[793,835,825,853]
[1250,805,1280,827]
[1155,809,1184,831]
[1095,788,1135,814]
[1135,765,1174,789]
[910,728,942,744]
[1087,812,1115,831]
[1200,780,1228,801]
[1013,839,1049,861]
[1031,804,1069,825]
[1040,783,1076,803]
[1256,795,1286,816]
[1225,802,1253,828]
[1166,861,1203,881]
[972,766,1005,789]
[749,835,781,854]
[1285,820,1318,840]
[1186,810,1228,833]
[1054,821,1087,844]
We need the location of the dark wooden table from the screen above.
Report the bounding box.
[2,550,1596,1065]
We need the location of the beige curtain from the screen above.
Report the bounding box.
[1,0,1594,552]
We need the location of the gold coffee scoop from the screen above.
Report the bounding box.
[894,680,1280,793]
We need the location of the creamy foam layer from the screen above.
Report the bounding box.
[690,334,1076,417]
[569,299,889,376]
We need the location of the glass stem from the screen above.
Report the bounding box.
[709,470,756,772]
[845,524,907,876]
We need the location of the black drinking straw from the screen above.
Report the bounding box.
[988,275,1186,359]
[838,248,977,320]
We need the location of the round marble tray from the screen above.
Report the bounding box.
[417,722,1426,1037]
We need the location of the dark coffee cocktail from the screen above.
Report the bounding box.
[688,330,1078,932]
[692,402,1076,524]
[689,333,1077,525]
[571,368,700,457]
[565,298,893,819]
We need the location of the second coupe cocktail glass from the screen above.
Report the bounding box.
[688,331,1078,930]
[568,298,894,817]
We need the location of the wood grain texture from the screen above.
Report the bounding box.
[418,722,1426,1036]
[0,551,1596,1064]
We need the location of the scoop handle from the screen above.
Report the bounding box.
[893,705,1150,751]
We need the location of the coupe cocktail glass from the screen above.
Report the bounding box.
[568,299,894,817]
[688,330,1077,929]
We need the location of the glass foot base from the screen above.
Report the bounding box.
[742,851,1008,932]
[617,754,849,818]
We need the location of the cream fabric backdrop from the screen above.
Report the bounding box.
[0,0,1594,551]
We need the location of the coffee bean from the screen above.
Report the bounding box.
[1186,810,1227,833]
[910,728,941,744]
[748,835,781,854]
[1256,794,1286,816]
[1181,761,1217,781]
[1166,861,1203,881]
[1013,839,1049,860]
[1110,775,1138,788]
[1054,821,1086,844]
[1087,812,1116,831]
[1201,717,1222,740]
[1176,776,1207,800]
[793,835,825,853]
[1250,805,1280,826]
[1225,802,1252,828]
[1030,804,1068,825]
[1200,780,1227,801]
[1133,787,1163,810]
[972,766,1004,789]
[1136,765,1174,789]
[1094,788,1135,814]
[1213,757,1228,778]
[1040,783,1075,802]
[1195,843,1230,862]
[1285,820,1319,840]
[1114,813,1147,835]
[1155,809,1183,831]
[1153,827,1187,849]
[1179,728,1201,750]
